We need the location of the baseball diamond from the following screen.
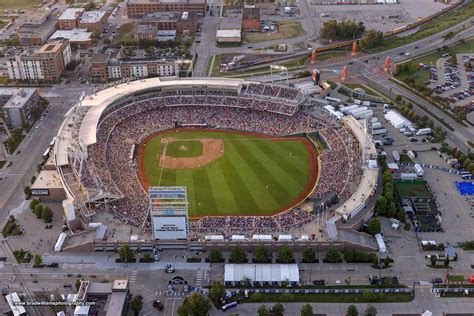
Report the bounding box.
[138,129,319,218]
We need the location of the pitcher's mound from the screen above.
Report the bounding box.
[160,138,224,169]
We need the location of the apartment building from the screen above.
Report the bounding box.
[89,46,179,82]
[0,88,40,128]
[7,41,71,82]
[126,0,206,18]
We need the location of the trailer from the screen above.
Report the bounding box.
[353,109,373,119]
[278,235,293,241]
[401,173,417,180]
[54,233,67,252]
[205,235,224,241]
[392,150,400,162]
[340,105,359,114]
[372,122,382,129]
[414,163,424,177]
[407,150,416,160]
[372,128,387,135]
[348,106,368,115]
[416,128,432,136]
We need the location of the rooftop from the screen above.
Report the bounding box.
[17,18,58,38]
[216,29,241,37]
[58,8,84,20]
[50,28,92,42]
[31,169,64,189]
[0,88,37,109]
[243,7,260,19]
[105,292,127,316]
[90,53,110,64]
[127,0,205,4]
[37,41,65,54]
[80,10,107,24]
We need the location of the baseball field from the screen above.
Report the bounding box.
[138,129,318,218]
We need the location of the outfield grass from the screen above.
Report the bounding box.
[167,140,203,158]
[243,22,305,44]
[142,130,316,217]
[0,0,41,8]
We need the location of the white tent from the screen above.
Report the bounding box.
[384,110,412,129]
[224,264,299,284]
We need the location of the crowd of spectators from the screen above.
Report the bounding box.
[74,88,362,234]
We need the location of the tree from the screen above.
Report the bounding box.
[208,282,225,306]
[271,303,285,316]
[75,279,82,291]
[324,247,341,263]
[251,292,263,302]
[444,256,450,266]
[383,256,390,267]
[302,247,316,263]
[300,303,313,316]
[34,204,43,219]
[374,196,388,216]
[320,20,365,41]
[364,304,377,316]
[131,295,143,316]
[29,199,40,211]
[208,248,222,263]
[361,29,383,49]
[118,244,134,263]
[143,253,152,262]
[258,305,269,316]
[34,254,42,265]
[277,245,294,263]
[85,1,97,10]
[346,304,359,316]
[241,277,251,287]
[92,30,100,39]
[255,245,271,263]
[178,293,211,316]
[367,218,381,236]
[430,255,437,266]
[395,95,403,104]
[23,186,31,199]
[41,206,53,223]
[229,245,247,263]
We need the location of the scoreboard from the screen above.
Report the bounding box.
[149,187,189,240]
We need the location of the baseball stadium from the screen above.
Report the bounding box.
[53,78,378,237]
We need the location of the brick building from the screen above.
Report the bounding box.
[242,8,261,32]
[58,8,84,30]
[7,41,71,82]
[140,11,198,35]
[126,0,206,18]
[16,18,58,46]
[78,10,108,32]
[89,46,179,82]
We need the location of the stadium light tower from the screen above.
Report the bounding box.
[175,60,194,78]
[270,65,289,86]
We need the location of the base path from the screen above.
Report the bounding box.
[159,137,225,169]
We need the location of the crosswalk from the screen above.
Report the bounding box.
[195,270,203,288]
[129,270,138,283]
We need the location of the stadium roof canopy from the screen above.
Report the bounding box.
[79,78,247,146]
[224,264,299,283]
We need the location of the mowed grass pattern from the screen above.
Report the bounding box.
[167,140,203,158]
[142,130,314,217]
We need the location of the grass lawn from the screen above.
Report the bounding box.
[167,140,203,158]
[394,180,431,199]
[0,161,6,168]
[366,1,474,53]
[116,23,136,45]
[248,292,414,303]
[0,0,41,8]
[2,217,22,238]
[447,275,465,282]
[13,249,31,264]
[243,22,305,43]
[142,130,317,217]
[0,76,10,86]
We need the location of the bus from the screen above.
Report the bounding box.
[222,302,237,311]
[462,174,473,180]
[324,96,341,103]
[42,148,50,160]
[49,137,57,147]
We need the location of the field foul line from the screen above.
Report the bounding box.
[158,141,168,186]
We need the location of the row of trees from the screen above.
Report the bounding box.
[374,165,405,221]
[224,245,296,264]
[254,303,377,316]
[29,199,53,223]
[360,30,384,50]
[320,20,365,41]
[440,143,474,175]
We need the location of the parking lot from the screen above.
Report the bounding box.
[308,0,450,33]
[428,53,474,109]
